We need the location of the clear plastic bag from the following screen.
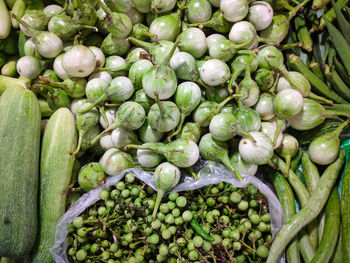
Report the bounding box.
[50,160,285,263]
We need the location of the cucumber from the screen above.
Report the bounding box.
[342,159,350,262]
[32,107,77,263]
[311,188,341,263]
[0,86,41,257]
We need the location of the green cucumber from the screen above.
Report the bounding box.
[342,159,350,262]
[0,86,41,257]
[32,107,77,263]
[310,188,341,263]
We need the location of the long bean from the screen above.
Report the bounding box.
[324,65,350,102]
[310,188,341,263]
[331,230,343,263]
[291,147,303,172]
[0,0,11,39]
[266,150,345,263]
[324,16,350,75]
[302,152,320,194]
[263,167,301,263]
[271,155,319,248]
[299,229,317,263]
[288,54,348,104]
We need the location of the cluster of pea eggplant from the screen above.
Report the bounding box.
[15,0,349,189]
[67,173,272,263]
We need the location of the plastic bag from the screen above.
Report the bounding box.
[50,160,284,263]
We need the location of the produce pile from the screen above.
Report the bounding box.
[67,174,272,262]
[0,0,350,262]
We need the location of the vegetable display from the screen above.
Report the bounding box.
[0,0,349,262]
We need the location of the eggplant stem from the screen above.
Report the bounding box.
[222,156,243,181]
[78,95,106,113]
[273,119,284,146]
[309,92,333,105]
[70,130,84,155]
[167,113,185,142]
[283,156,292,176]
[152,190,165,220]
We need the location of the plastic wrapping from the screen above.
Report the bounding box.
[50,160,284,263]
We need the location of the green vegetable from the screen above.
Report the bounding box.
[32,108,77,262]
[0,86,41,257]
[310,188,340,263]
[0,0,11,39]
[263,167,301,263]
[190,217,214,242]
[266,150,345,263]
[341,159,350,262]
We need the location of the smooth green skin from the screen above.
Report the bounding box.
[20,13,47,37]
[209,39,235,62]
[266,151,345,263]
[102,34,130,56]
[148,101,180,132]
[0,0,11,39]
[177,28,207,59]
[151,0,176,14]
[149,12,180,42]
[277,71,311,97]
[105,0,132,13]
[142,66,177,100]
[48,14,84,41]
[10,0,26,29]
[274,89,303,118]
[287,99,326,130]
[229,152,257,176]
[78,162,106,192]
[310,188,340,263]
[139,120,164,143]
[170,52,199,81]
[342,161,350,262]
[99,148,134,176]
[133,0,152,13]
[38,98,54,117]
[1,59,17,77]
[308,133,340,165]
[128,59,153,89]
[174,82,201,114]
[75,3,97,26]
[186,0,212,23]
[277,134,299,159]
[0,87,41,257]
[260,13,290,44]
[199,133,229,164]
[209,113,238,141]
[233,106,261,133]
[106,12,132,39]
[257,45,284,70]
[32,108,77,263]
[114,101,146,130]
[76,105,99,132]
[254,93,275,121]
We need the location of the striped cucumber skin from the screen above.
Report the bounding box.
[32,107,77,263]
[0,86,41,257]
[342,160,350,262]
